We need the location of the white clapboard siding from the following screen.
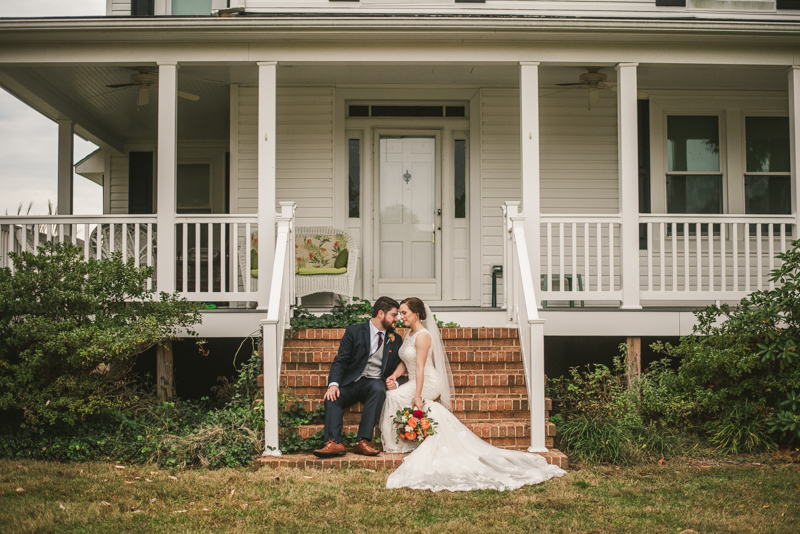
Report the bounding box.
[109,0,132,16]
[109,154,129,214]
[481,88,620,305]
[234,86,335,228]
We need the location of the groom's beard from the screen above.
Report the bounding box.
[381,317,396,332]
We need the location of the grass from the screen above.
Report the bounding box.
[1,456,800,533]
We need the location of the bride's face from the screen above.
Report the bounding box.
[399,303,418,327]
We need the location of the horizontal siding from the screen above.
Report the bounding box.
[481,88,620,305]
[109,0,131,16]
[109,154,128,214]
[235,86,335,227]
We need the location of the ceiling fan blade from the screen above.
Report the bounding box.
[137,86,149,106]
[555,82,586,87]
[178,91,200,101]
[106,83,137,88]
[598,82,617,91]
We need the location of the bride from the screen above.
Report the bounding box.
[379,297,566,492]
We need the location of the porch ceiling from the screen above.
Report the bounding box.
[0,65,230,144]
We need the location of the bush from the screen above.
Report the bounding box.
[0,241,201,429]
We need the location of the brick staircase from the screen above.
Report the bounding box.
[257,327,567,469]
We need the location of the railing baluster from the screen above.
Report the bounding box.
[558,222,565,293]
[596,223,602,292]
[233,223,239,293]
[134,223,140,268]
[147,223,153,290]
[768,224,775,291]
[756,223,763,290]
[546,223,552,294]
[221,223,227,294]
[195,223,201,293]
[571,223,577,295]
[609,223,615,291]
[34,223,40,251]
[708,222,713,292]
[660,222,666,292]
[583,222,589,292]
[720,222,726,292]
[96,224,102,260]
[245,222,252,293]
[122,223,128,263]
[182,223,189,293]
[109,223,115,254]
[683,223,689,292]
[696,223,702,292]
[744,223,750,292]
[647,222,653,292]
[733,223,739,292]
[208,223,214,293]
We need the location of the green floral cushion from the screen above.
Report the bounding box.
[295,234,347,271]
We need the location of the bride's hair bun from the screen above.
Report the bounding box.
[400,297,426,320]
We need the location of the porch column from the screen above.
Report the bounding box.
[156,61,178,294]
[257,61,277,310]
[616,63,642,309]
[56,119,74,215]
[790,66,800,234]
[519,62,542,297]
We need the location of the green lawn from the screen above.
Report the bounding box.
[1,457,799,533]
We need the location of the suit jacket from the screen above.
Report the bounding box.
[328,321,403,387]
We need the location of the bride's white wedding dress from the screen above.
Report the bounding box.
[381,327,567,492]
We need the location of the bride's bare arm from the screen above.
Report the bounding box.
[413,332,432,410]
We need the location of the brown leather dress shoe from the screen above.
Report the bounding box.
[353,439,380,456]
[312,440,346,458]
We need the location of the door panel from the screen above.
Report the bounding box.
[377,136,440,298]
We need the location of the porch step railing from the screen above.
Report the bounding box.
[640,214,797,301]
[261,202,296,457]
[502,202,547,453]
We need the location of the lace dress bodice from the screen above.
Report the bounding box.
[398,328,437,382]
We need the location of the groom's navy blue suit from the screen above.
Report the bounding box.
[324,321,403,443]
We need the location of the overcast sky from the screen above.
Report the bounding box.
[0,0,106,215]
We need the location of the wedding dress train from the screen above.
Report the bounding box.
[381,327,566,492]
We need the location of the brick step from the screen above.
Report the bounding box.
[256,449,568,470]
[287,328,519,343]
[285,420,557,441]
[283,395,548,413]
[282,349,522,365]
[279,370,525,389]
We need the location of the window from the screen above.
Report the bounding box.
[347,105,467,118]
[454,139,467,218]
[128,152,154,214]
[348,139,361,218]
[666,115,722,214]
[131,0,155,16]
[745,116,791,233]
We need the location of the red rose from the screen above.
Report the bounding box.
[413,410,424,419]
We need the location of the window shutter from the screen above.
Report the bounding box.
[131,0,155,16]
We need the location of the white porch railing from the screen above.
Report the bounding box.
[540,214,623,304]
[0,215,158,289]
[640,214,797,301]
[174,215,259,302]
[261,202,296,457]
[502,202,547,453]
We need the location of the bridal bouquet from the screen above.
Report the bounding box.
[393,407,437,444]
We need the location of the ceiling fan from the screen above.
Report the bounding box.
[555,67,616,110]
[105,67,200,107]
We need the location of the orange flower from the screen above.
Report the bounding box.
[334,241,339,247]
[406,431,416,441]
[407,417,418,429]
[423,428,429,437]
[420,418,430,430]
[306,238,312,244]
[309,252,314,260]
[320,248,326,252]
[296,257,301,263]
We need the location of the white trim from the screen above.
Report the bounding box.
[790,66,800,233]
[229,83,240,214]
[257,61,278,309]
[519,62,541,289]
[156,61,178,294]
[468,89,482,307]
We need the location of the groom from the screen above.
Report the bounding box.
[313,296,404,458]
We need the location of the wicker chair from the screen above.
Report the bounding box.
[238,227,358,303]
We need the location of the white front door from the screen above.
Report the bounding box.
[375,136,441,300]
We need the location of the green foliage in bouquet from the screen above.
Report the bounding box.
[0,241,201,429]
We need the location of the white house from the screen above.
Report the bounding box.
[1,0,799,455]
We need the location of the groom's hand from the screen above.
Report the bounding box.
[324,384,340,401]
[386,377,397,390]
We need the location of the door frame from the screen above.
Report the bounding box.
[372,129,443,301]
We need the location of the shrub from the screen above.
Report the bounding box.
[0,242,201,429]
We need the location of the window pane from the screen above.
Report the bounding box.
[370,106,443,117]
[349,105,369,117]
[171,0,211,15]
[746,116,791,173]
[177,163,211,213]
[348,139,360,218]
[445,106,466,118]
[667,116,720,172]
[745,175,791,215]
[454,140,466,218]
[667,174,722,214]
